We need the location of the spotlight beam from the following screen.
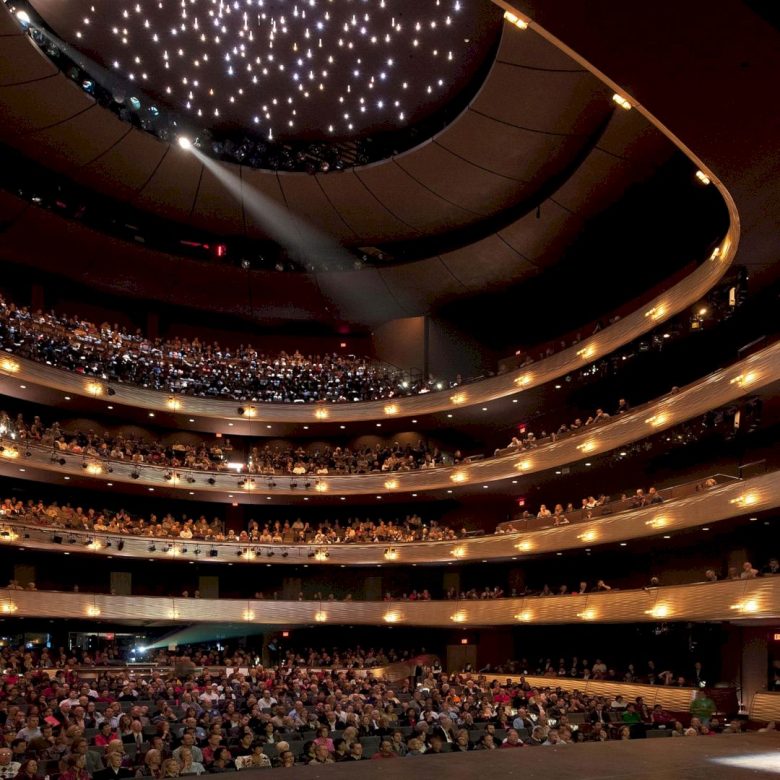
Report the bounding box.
[189,147,383,323]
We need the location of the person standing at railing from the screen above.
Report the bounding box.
[689,689,716,726]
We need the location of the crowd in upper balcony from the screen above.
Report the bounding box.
[0,496,463,545]
[500,398,631,453]
[0,411,451,476]
[0,296,460,403]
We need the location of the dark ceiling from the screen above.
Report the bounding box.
[28,0,503,141]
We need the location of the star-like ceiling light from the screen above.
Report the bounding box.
[40,0,499,142]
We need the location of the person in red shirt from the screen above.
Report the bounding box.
[94,723,117,747]
[500,729,525,748]
[371,740,397,760]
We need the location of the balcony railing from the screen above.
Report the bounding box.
[1,340,777,497]
[0,470,776,565]
[2,577,777,626]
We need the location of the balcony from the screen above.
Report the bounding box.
[2,577,777,626]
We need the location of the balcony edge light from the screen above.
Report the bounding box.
[503,11,529,29]
[612,93,632,110]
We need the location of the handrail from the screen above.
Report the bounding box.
[1,577,777,626]
[1,339,778,495]
[0,470,777,565]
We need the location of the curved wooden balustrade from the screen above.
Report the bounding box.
[0,470,776,565]
[0,243,737,427]
[2,577,777,626]
[1,340,777,497]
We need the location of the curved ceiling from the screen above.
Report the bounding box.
[0,2,678,325]
[0,8,619,248]
[28,0,504,142]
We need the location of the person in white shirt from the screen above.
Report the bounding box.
[0,748,20,779]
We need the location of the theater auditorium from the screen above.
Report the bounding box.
[0,1,777,778]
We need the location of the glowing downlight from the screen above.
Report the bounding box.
[612,93,631,110]
[0,358,20,373]
[85,381,104,397]
[503,11,529,29]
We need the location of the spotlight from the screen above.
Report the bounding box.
[209,549,218,558]
[207,477,216,485]
[281,551,288,558]
[180,546,188,554]
[52,535,63,545]
[57,458,66,466]
[194,548,201,556]
[186,475,196,484]
[131,471,140,480]
[304,480,311,489]
[164,471,173,482]
[236,550,243,557]
[106,387,116,396]
[68,537,77,545]
[289,480,298,489]
[148,544,156,552]
[177,136,192,150]
[117,540,125,551]
[16,10,31,26]
[267,551,275,558]
[105,541,112,549]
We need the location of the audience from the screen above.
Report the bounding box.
[0,411,452,477]
[0,297,457,403]
[0,496,463,545]
[0,640,747,776]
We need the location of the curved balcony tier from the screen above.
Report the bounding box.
[0,470,776,565]
[0,229,736,426]
[1,340,776,498]
[1,577,777,626]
